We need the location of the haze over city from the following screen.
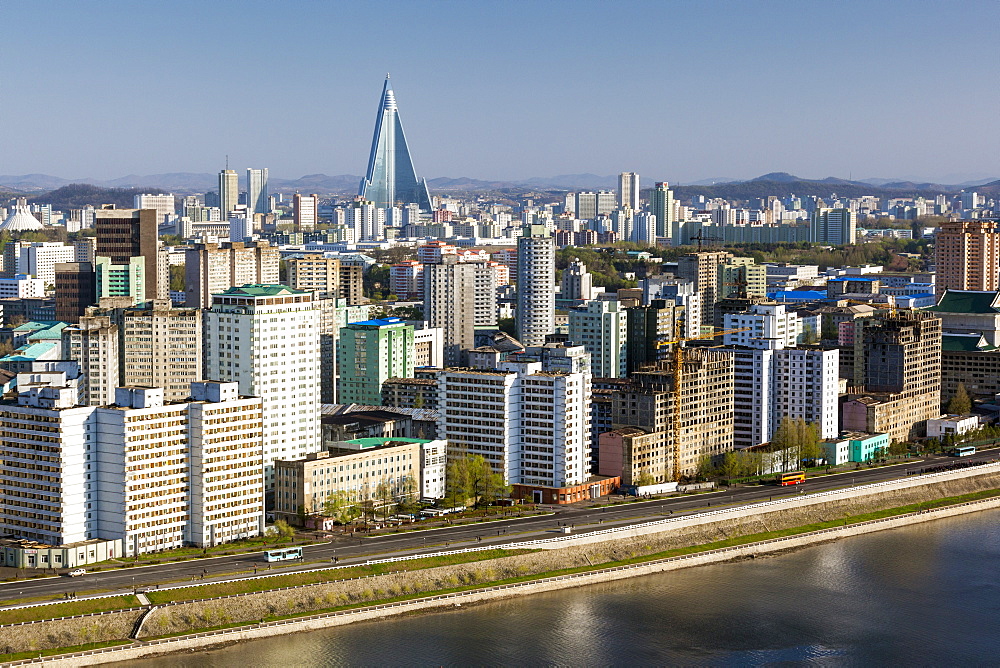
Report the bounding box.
[3,0,998,184]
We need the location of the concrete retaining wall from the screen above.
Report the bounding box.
[31,493,1000,667]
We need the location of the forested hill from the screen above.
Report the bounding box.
[29,184,168,211]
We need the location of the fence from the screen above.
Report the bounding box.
[9,492,1000,667]
[4,460,998,632]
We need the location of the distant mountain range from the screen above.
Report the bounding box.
[3,171,998,202]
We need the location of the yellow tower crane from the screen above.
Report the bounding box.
[656,323,752,481]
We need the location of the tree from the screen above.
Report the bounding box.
[445,454,508,508]
[798,419,821,462]
[947,383,971,416]
[635,469,655,487]
[375,478,397,518]
[269,519,295,541]
[169,264,185,292]
[720,451,741,479]
[801,324,819,345]
[322,491,361,524]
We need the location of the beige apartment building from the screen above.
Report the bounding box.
[935,220,1000,297]
[286,254,364,304]
[120,300,203,402]
[184,240,280,308]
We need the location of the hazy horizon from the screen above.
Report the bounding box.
[3,0,997,185]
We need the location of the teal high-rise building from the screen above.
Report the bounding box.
[94,255,145,305]
[337,317,415,405]
[358,76,432,210]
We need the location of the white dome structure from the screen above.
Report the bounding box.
[0,205,43,232]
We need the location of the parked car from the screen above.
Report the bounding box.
[67,568,86,577]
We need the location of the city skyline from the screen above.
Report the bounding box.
[2,1,997,184]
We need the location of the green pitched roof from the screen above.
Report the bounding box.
[928,290,1000,314]
[942,333,998,352]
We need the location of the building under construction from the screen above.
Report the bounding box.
[841,309,942,442]
[605,347,734,482]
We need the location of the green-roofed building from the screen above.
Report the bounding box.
[205,284,321,487]
[928,289,1000,347]
[942,332,1000,401]
[336,317,414,405]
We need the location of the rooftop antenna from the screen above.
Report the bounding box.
[226,154,229,170]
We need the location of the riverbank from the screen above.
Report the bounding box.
[4,464,1000,665]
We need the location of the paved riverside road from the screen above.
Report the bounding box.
[1,451,995,605]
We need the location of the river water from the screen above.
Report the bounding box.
[127,508,1000,666]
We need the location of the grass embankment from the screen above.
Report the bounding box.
[13,487,1000,635]
[145,549,529,605]
[142,486,1000,638]
[0,640,132,663]
[0,595,139,626]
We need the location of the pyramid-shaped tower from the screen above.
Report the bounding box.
[358,76,432,210]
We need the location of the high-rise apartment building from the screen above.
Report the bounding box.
[293,193,319,231]
[390,260,423,300]
[575,191,616,220]
[561,260,596,301]
[626,299,685,374]
[17,242,76,285]
[246,168,269,215]
[184,240,280,308]
[618,172,640,211]
[54,262,96,322]
[119,300,203,402]
[286,254,364,304]
[358,76,432,210]
[810,208,857,245]
[337,317,414,405]
[94,256,145,305]
[133,193,175,224]
[62,314,120,406]
[424,257,497,366]
[204,285,320,482]
[315,297,372,405]
[934,220,1000,297]
[842,310,942,442]
[608,349,734,481]
[94,208,165,300]
[568,300,628,378]
[677,251,734,331]
[437,360,590,489]
[219,169,239,217]
[649,182,675,239]
[515,225,556,347]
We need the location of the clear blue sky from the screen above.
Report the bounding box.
[3,0,998,184]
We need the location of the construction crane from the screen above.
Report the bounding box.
[690,229,722,251]
[656,323,752,481]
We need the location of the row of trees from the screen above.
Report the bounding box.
[443,455,509,510]
[320,474,419,524]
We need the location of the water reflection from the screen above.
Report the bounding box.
[125,508,1000,667]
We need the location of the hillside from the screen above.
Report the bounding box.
[29,183,168,211]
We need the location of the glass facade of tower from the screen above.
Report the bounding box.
[358,77,432,210]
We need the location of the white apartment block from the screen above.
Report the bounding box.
[413,326,444,368]
[94,387,191,555]
[421,439,447,500]
[0,379,263,556]
[728,311,839,450]
[0,274,45,299]
[186,382,265,547]
[723,303,802,348]
[516,228,556,347]
[568,300,628,378]
[18,243,76,285]
[134,194,176,224]
[0,384,94,545]
[204,285,320,483]
[62,315,120,407]
[437,361,590,489]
